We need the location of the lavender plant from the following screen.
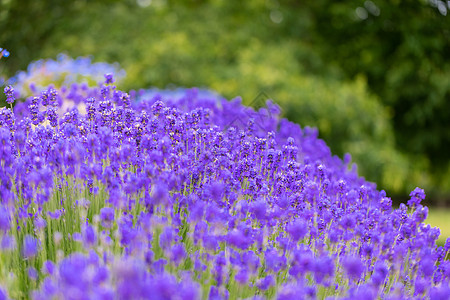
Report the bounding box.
[0,62,449,300]
[4,54,125,98]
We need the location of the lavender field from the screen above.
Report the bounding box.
[1,54,450,299]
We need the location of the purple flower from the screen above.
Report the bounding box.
[100,207,115,228]
[119,217,137,246]
[430,285,450,300]
[179,279,200,300]
[159,227,175,250]
[153,259,167,274]
[414,277,426,296]
[265,249,287,273]
[93,266,109,285]
[256,275,275,290]
[46,107,58,127]
[445,238,450,253]
[28,267,38,280]
[72,233,82,242]
[83,224,97,247]
[43,260,55,275]
[408,187,426,207]
[277,283,310,300]
[170,243,186,266]
[342,256,364,280]
[22,235,39,259]
[286,218,307,242]
[227,228,253,250]
[0,206,10,232]
[104,73,115,84]
[59,254,88,287]
[250,198,267,220]
[372,261,388,286]
[203,234,219,252]
[420,257,435,277]
[0,286,8,300]
[40,88,58,106]
[34,216,47,230]
[48,210,62,220]
[3,85,15,104]
[347,284,376,300]
[313,256,334,283]
[1,235,16,251]
[188,202,204,223]
[208,181,225,202]
[413,205,428,223]
[209,286,220,300]
[340,214,356,230]
[276,194,290,209]
[151,182,169,206]
[235,268,249,284]
[145,250,154,266]
[41,277,57,297]
[243,251,260,272]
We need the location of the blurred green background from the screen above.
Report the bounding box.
[1,0,450,204]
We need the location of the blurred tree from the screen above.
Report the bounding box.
[294,0,450,190]
[0,0,127,75]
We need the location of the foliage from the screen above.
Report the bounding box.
[300,0,450,192]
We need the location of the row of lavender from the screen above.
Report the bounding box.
[0,69,449,299]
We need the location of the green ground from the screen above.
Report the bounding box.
[426,207,450,246]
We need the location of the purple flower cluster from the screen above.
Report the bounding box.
[4,85,15,104]
[5,54,125,98]
[0,72,449,299]
[32,252,200,300]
